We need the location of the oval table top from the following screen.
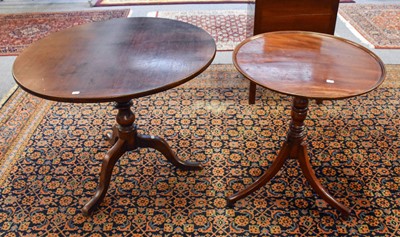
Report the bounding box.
[233,31,386,100]
[13,17,216,103]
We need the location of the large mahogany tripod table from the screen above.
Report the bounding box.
[12,17,216,216]
[229,31,385,218]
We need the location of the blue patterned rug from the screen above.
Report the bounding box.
[0,65,399,236]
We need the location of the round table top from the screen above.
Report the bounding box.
[13,17,216,103]
[233,31,386,99]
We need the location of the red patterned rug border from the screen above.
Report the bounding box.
[0,9,130,56]
[153,9,249,51]
[95,0,354,7]
[339,4,400,49]
[95,0,251,6]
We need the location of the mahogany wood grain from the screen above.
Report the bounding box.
[13,17,216,103]
[248,0,340,104]
[234,31,385,99]
[229,31,385,218]
[13,17,216,216]
[252,0,339,36]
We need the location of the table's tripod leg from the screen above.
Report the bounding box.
[227,142,291,206]
[297,144,351,218]
[137,134,202,171]
[82,139,126,216]
[106,125,119,146]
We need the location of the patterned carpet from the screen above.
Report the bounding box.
[339,4,400,49]
[0,9,130,56]
[153,10,249,51]
[0,65,399,236]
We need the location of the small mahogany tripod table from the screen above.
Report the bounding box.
[228,31,385,218]
[12,17,216,216]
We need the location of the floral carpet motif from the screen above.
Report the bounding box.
[0,9,130,56]
[339,4,400,49]
[153,10,249,51]
[0,65,399,236]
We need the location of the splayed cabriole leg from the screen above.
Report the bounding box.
[137,134,202,171]
[228,97,351,218]
[82,139,125,216]
[82,101,136,216]
[82,100,202,216]
[106,125,119,146]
